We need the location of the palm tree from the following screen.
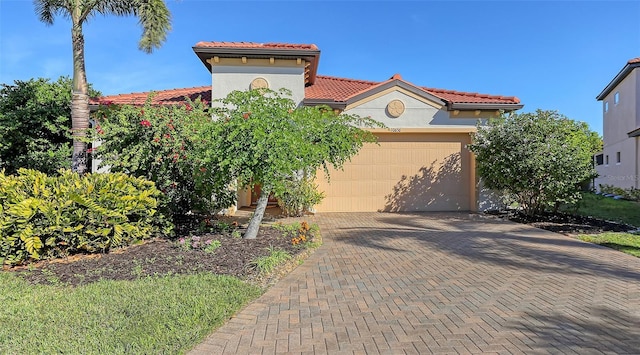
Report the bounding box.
[34,0,171,173]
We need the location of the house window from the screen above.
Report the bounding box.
[614,92,620,105]
[616,151,621,164]
[604,101,609,113]
[595,154,604,166]
[605,155,609,165]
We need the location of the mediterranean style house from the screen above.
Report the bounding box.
[93,42,523,212]
[595,58,640,190]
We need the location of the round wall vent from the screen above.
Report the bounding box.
[250,77,269,90]
[387,100,405,118]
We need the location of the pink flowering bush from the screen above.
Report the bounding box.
[92,96,234,216]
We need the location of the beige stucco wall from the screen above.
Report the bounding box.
[596,68,639,190]
[210,62,306,107]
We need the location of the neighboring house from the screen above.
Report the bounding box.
[93,42,522,212]
[595,58,640,191]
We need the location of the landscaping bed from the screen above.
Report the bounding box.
[8,216,319,287]
[488,210,636,235]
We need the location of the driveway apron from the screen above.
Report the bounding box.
[190,212,640,354]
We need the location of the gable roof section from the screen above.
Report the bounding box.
[92,75,521,111]
[193,41,321,85]
[305,74,522,111]
[597,57,640,100]
[89,86,210,106]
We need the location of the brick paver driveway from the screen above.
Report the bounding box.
[190,212,640,354]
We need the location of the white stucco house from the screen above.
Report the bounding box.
[594,58,640,191]
[92,41,523,212]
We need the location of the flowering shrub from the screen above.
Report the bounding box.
[92,97,235,216]
[274,221,319,247]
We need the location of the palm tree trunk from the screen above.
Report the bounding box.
[70,11,89,173]
[244,187,270,239]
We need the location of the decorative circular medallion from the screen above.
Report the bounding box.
[387,100,405,118]
[250,77,269,90]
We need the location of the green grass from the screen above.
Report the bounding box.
[0,272,262,354]
[563,192,640,227]
[577,232,640,258]
[250,247,292,275]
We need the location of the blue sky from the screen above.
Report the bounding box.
[1,1,639,134]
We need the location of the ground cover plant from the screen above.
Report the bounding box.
[1,218,321,353]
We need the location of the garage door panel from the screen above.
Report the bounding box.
[315,133,471,212]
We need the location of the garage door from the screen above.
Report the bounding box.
[314,133,472,212]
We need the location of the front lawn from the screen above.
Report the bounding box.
[0,272,261,354]
[577,232,640,257]
[564,192,640,227]
[0,219,321,354]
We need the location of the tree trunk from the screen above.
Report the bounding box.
[70,10,89,174]
[244,187,270,239]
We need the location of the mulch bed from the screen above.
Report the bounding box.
[8,216,313,287]
[487,210,637,235]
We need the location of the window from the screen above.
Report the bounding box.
[605,155,609,165]
[595,154,604,166]
[616,151,621,164]
[604,101,609,112]
[614,92,620,105]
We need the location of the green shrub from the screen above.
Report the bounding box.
[0,169,172,265]
[274,177,324,217]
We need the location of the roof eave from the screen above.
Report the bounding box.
[628,127,640,137]
[596,62,640,100]
[192,46,321,84]
[303,99,347,110]
[448,103,524,111]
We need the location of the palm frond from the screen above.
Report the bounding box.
[33,0,70,25]
[136,0,171,53]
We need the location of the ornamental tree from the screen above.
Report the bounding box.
[198,89,383,239]
[92,97,234,216]
[0,77,100,175]
[468,109,601,215]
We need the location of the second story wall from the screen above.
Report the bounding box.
[602,68,638,146]
[210,58,306,107]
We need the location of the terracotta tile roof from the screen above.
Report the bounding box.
[628,57,640,64]
[90,86,210,106]
[422,87,520,104]
[194,41,319,50]
[305,75,379,101]
[93,75,520,108]
[306,75,520,105]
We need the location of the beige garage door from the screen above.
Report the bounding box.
[315,133,472,212]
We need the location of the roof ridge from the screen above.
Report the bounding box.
[628,57,640,64]
[315,75,380,85]
[109,85,211,97]
[423,86,518,102]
